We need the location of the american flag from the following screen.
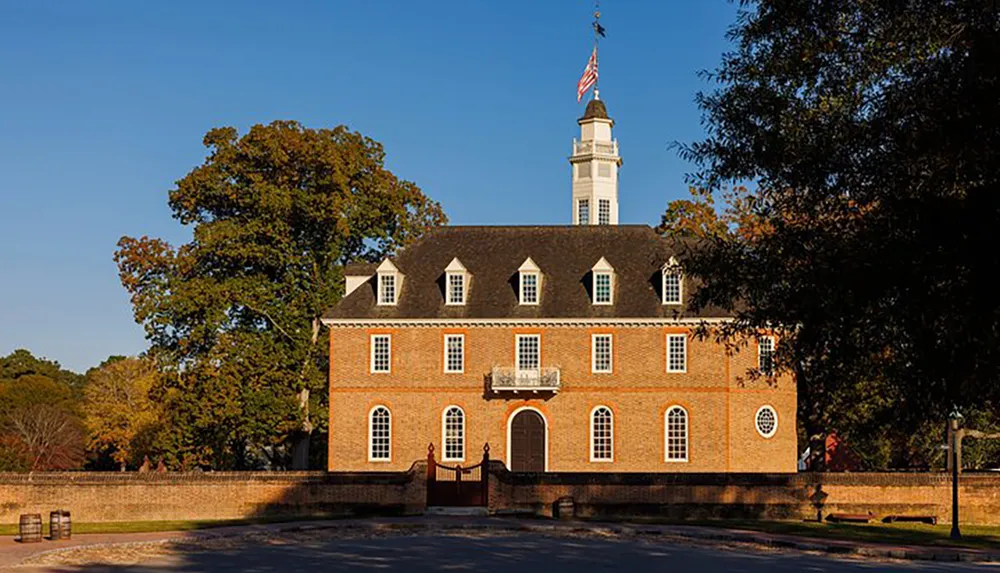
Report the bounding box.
[577,47,598,102]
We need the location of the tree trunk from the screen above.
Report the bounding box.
[291,317,322,470]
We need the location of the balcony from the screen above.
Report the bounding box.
[572,139,619,157]
[490,367,561,394]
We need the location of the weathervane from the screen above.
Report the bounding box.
[577,0,606,102]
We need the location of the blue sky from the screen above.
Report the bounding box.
[0,1,739,372]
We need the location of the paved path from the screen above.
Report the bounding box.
[8,532,997,572]
[3,518,998,571]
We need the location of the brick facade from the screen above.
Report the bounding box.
[328,324,796,473]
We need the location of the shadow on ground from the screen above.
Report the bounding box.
[23,532,987,573]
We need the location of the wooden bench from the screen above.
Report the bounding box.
[826,512,875,523]
[883,514,938,525]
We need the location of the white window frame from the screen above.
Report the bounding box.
[577,198,590,224]
[598,198,611,225]
[665,405,689,462]
[519,272,539,305]
[368,405,392,462]
[589,406,614,462]
[515,334,541,372]
[444,334,465,374]
[591,334,613,374]
[662,261,683,305]
[593,271,613,305]
[377,273,397,306]
[758,336,776,376]
[446,272,466,305]
[755,405,778,439]
[666,334,687,373]
[442,406,466,462]
[370,334,391,373]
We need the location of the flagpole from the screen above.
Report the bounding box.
[593,0,600,100]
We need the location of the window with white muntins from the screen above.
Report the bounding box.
[369,406,391,461]
[592,334,612,373]
[517,335,540,372]
[758,336,776,376]
[578,199,590,224]
[665,406,688,462]
[378,274,396,305]
[662,258,682,305]
[667,334,687,373]
[518,258,541,306]
[443,406,465,461]
[444,334,464,373]
[590,406,613,462]
[444,257,468,305]
[598,199,611,225]
[591,257,614,305]
[594,272,612,304]
[370,334,391,373]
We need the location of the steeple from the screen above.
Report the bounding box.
[570,92,622,225]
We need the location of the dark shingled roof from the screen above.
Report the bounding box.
[324,225,730,320]
[581,99,609,121]
[344,262,377,276]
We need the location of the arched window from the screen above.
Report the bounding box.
[665,406,688,462]
[590,406,614,462]
[368,406,391,461]
[442,406,465,461]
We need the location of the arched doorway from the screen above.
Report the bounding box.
[509,409,546,472]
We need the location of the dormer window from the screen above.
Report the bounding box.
[662,257,682,305]
[591,257,614,305]
[518,257,541,305]
[376,259,402,306]
[445,258,468,306]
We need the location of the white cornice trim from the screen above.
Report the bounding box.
[321,317,734,328]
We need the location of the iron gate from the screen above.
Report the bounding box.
[427,443,490,507]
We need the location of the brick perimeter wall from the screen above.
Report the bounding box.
[2,468,999,526]
[0,464,427,524]
[488,466,1000,525]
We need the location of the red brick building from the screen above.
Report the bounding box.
[322,99,797,473]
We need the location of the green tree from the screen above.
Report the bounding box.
[677,1,1000,469]
[83,357,163,471]
[1,349,85,392]
[115,121,446,469]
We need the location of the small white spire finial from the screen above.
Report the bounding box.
[594,89,600,101]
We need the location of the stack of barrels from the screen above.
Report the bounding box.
[17,511,71,543]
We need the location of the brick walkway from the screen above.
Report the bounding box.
[1,517,998,568]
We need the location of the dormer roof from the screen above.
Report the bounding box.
[376,259,399,273]
[445,257,467,273]
[518,257,541,273]
[323,225,728,321]
[591,257,614,273]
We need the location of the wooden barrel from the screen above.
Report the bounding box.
[555,496,575,520]
[18,514,42,543]
[50,510,71,540]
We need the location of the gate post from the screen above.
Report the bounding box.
[481,443,490,507]
[426,443,436,507]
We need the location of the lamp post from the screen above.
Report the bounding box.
[949,408,965,540]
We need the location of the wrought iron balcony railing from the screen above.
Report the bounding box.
[490,366,561,393]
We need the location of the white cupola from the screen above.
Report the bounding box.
[570,94,622,225]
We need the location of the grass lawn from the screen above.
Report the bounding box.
[609,517,1000,552]
[0,515,332,537]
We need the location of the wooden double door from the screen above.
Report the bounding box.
[510,410,545,472]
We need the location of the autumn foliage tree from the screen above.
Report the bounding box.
[671,0,1000,469]
[115,121,446,470]
[83,357,163,471]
